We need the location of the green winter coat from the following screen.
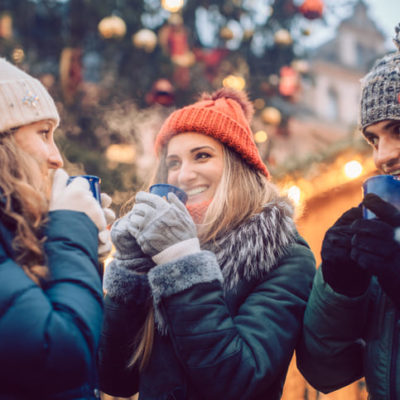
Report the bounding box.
[99,199,316,400]
[297,267,400,400]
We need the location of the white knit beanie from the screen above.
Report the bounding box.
[0,58,60,132]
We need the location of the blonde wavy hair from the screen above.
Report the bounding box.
[128,141,281,370]
[0,130,49,286]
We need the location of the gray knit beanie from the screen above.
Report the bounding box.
[360,23,400,131]
[0,58,60,132]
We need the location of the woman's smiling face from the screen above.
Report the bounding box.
[166,133,224,205]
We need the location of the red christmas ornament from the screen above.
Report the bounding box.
[146,79,175,106]
[299,0,324,20]
[279,66,299,97]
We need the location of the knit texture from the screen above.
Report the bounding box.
[360,24,400,130]
[0,58,59,132]
[154,88,270,178]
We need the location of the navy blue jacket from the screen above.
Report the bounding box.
[0,210,103,399]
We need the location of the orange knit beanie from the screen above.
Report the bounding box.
[154,88,270,178]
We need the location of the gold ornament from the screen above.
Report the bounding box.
[220,26,234,40]
[132,29,158,52]
[274,29,292,46]
[161,0,184,13]
[261,107,281,126]
[98,15,126,39]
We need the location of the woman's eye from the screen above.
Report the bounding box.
[195,152,211,160]
[39,130,50,139]
[166,160,180,170]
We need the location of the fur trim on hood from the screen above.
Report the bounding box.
[204,196,296,290]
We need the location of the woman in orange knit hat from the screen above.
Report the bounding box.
[99,88,316,400]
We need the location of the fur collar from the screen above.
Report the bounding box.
[202,196,296,291]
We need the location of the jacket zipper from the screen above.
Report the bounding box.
[390,308,399,400]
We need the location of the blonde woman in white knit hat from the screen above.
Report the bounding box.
[297,24,400,399]
[0,58,114,399]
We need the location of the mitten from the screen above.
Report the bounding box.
[128,191,200,264]
[50,169,106,232]
[98,193,116,262]
[351,193,400,308]
[321,205,371,296]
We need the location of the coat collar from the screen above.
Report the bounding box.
[203,196,296,291]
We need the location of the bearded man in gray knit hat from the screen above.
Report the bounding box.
[296,25,400,399]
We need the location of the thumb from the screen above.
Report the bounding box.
[167,192,187,213]
[363,193,400,226]
[333,206,363,227]
[101,192,112,208]
[51,169,69,201]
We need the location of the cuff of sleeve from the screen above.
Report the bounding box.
[316,267,369,307]
[152,237,200,265]
[148,251,223,333]
[103,259,150,305]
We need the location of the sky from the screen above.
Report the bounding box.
[307,0,400,50]
[367,0,400,49]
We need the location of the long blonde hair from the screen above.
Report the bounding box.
[0,131,49,285]
[128,141,280,370]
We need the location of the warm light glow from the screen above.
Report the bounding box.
[254,130,268,143]
[102,244,115,280]
[274,29,292,46]
[344,160,363,179]
[132,29,158,52]
[261,106,281,126]
[287,185,301,205]
[106,144,136,164]
[222,75,246,91]
[98,15,126,39]
[161,0,184,12]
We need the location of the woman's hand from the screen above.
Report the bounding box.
[128,191,199,264]
[50,169,107,232]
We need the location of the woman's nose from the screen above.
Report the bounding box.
[177,162,197,185]
[48,142,64,169]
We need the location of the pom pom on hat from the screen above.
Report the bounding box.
[199,87,255,122]
[0,58,60,133]
[154,87,269,178]
[360,23,400,130]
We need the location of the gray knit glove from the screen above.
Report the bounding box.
[110,212,154,273]
[103,212,155,304]
[128,191,200,264]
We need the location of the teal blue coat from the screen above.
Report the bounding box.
[0,210,103,399]
[100,201,316,400]
[297,267,400,399]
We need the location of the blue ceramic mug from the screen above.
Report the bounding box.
[149,184,188,204]
[362,175,400,219]
[67,175,102,204]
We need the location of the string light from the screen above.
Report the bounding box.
[287,185,301,205]
[222,75,246,91]
[343,160,363,179]
[277,154,377,217]
[105,144,136,164]
[161,0,184,12]
[254,130,268,143]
